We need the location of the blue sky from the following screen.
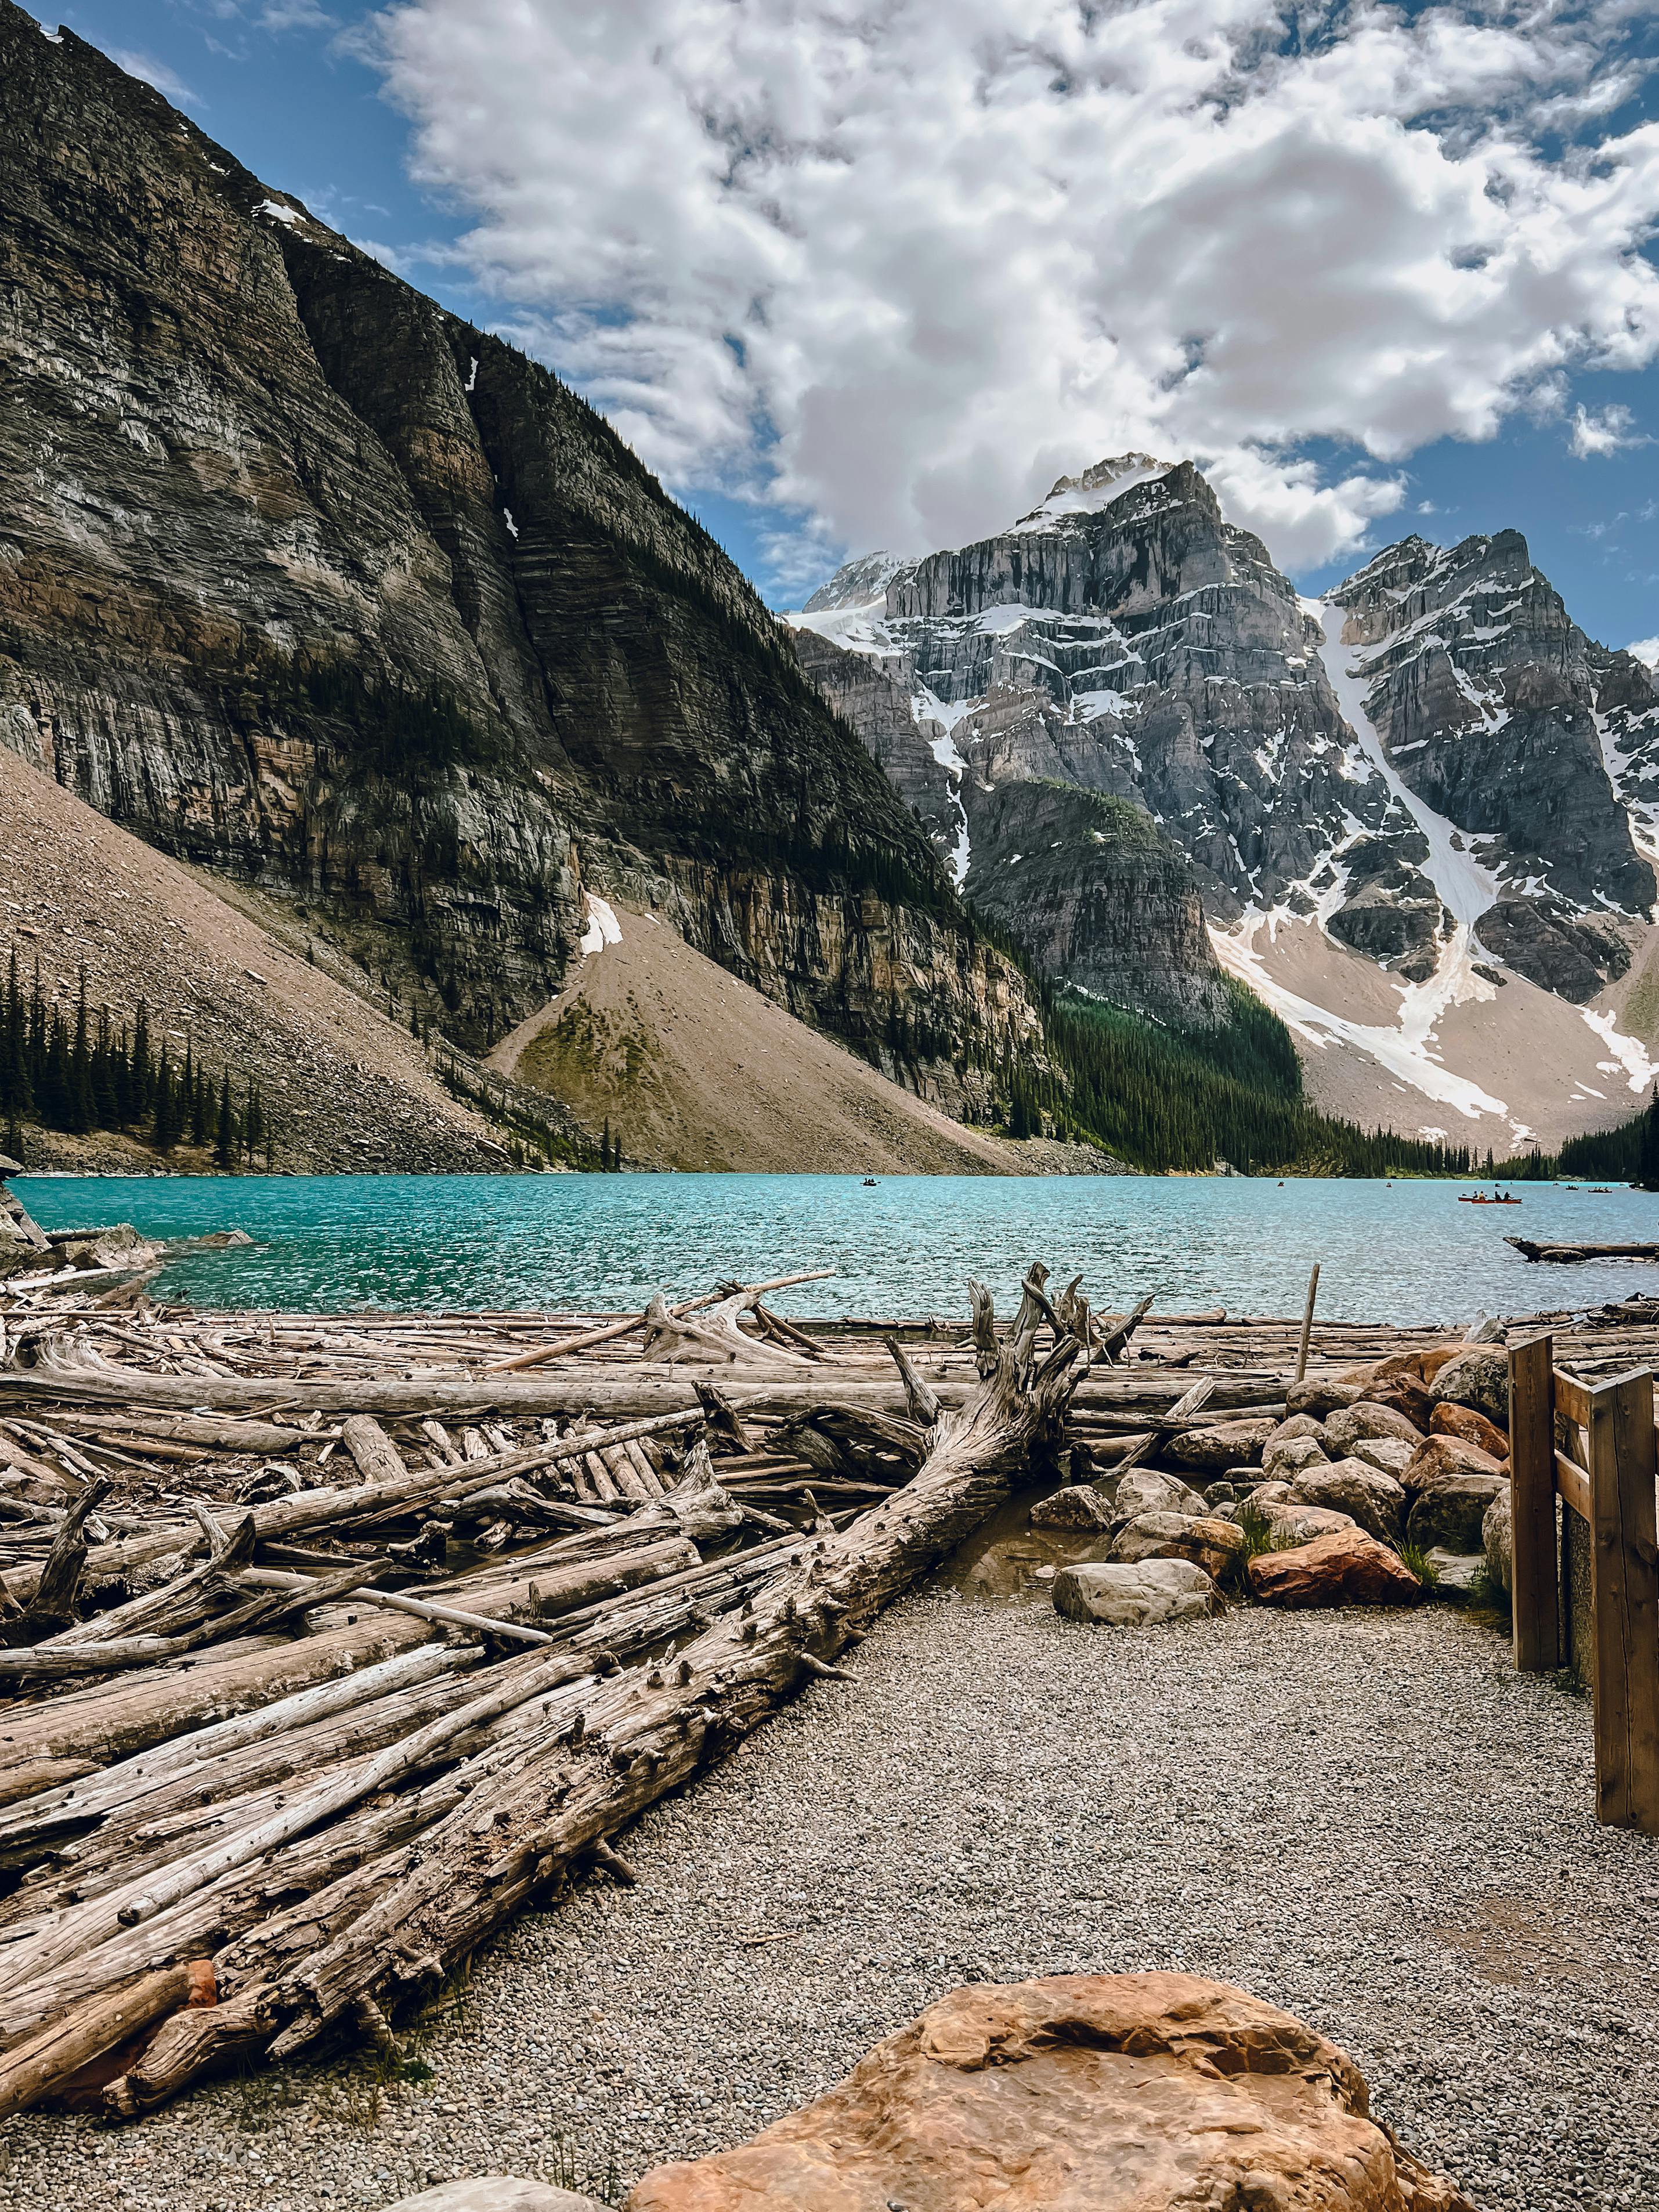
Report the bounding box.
[44,3,1659,646]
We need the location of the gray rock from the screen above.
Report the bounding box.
[1166,1417,1278,1473]
[1348,1436,1415,1478]
[1426,1550,1485,1601]
[1285,1458,1407,1545]
[1262,1434,1329,1481]
[1267,1414,1326,1445]
[1111,1469,1206,1523]
[1285,1379,1362,1418]
[1483,1491,1513,1598]
[1429,1346,1510,1425]
[1053,1557,1218,1626]
[1030,1485,1115,1532]
[1407,1470,1508,1553]
[387,2183,606,2212]
[1322,1402,1424,1453]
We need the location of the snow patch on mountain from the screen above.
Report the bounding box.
[1013,455,1172,534]
[928,729,972,885]
[1210,915,1506,1121]
[579,894,622,956]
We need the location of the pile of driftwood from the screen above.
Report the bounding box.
[0,1263,1136,2123]
[0,1255,1563,2126]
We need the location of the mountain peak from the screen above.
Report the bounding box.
[1012,453,1177,534]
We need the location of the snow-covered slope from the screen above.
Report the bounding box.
[789,460,1659,1147]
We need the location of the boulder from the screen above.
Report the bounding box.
[1483,1490,1513,1597]
[626,1972,1474,2212]
[1111,1468,1206,1523]
[1285,1377,1361,1418]
[1323,1401,1423,1453]
[1053,1558,1218,1627]
[1267,1413,1325,1445]
[1202,1480,1239,1506]
[1425,1549,1484,1600]
[1111,1512,1246,1580]
[1430,1402,1509,1459]
[1401,1432,1503,1494]
[390,2184,605,2212]
[1261,1433,1329,1481]
[1429,1346,1509,1425]
[1343,1346,1462,1390]
[1348,1436,1415,1479]
[1244,1484,1359,1548]
[1165,1416,1278,1473]
[1407,1469,1507,1555]
[1029,1484,1115,1532]
[1284,1458,1407,1545]
[1248,1528,1423,1609]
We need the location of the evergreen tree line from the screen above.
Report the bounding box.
[1488,1087,1659,1185]
[1030,989,1487,1177]
[1,959,272,1167]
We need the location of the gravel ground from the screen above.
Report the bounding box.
[5,1592,1657,2212]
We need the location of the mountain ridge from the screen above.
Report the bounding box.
[792,456,1659,1151]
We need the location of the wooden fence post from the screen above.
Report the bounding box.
[1508,1333,1558,1672]
[1586,1371,1659,1832]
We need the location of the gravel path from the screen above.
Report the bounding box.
[5,1593,1656,2212]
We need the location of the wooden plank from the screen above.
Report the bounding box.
[1555,1372,1593,1426]
[1589,1372,1659,1832]
[1508,1335,1559,1671]
[1553,1451,1591,1524]
[1601,1380,1659,1831]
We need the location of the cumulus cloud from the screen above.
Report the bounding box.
[1570,401,1648,457]
[1628,636,1659,667]
[363,0,1659,587]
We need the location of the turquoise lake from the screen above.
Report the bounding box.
[14,1173,1659,1324]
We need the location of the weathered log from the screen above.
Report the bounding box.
[1097,1291,1156,1365]
[339,1414,407,1485]
[103,1982,276,2116]
[0,1961,198,2119]
[483,1270,836,1374]
[261,1309,1085,2061]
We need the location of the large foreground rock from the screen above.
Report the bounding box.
[1248,1528,1423,1609]
[1053,1558,1217,1626]
[626,1973,1473,2211]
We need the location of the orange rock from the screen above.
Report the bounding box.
[1401,1432,1503,1492]
[1429,1403,1509,1459]
[1246,1527,1423,1609]
[626,1972,1472,2212]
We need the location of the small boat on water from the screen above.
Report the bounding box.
[862,1177,878,1187]
[1458,1191,1523,1205]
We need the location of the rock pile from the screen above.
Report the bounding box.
[1046,1340,1512,1624]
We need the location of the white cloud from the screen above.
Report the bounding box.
[364,1,1659,585]
[108,47,201,107]
[1570,401,1647,457]
[1628,637,1659,667]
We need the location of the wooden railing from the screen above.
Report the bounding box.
[1509,1334,1659,1831]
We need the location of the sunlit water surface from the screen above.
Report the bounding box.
[15,1173,1659,1325]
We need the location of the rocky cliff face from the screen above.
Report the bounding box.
[0,7,1045,1113]
[1329,532,1655,996]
